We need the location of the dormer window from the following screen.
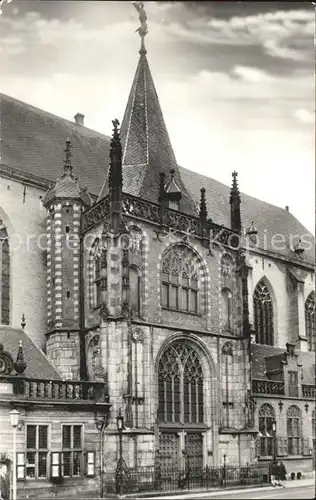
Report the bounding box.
[168,200,179,211]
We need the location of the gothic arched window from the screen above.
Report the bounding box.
[158,342,204,425]
[221,288,232,332]
[89,239,106,309]
[305,292,315,352]
[258,404,275,457]
[253,280,274,345]
[287,405,302,455]
[161,245,201,314]
[129,265,141,318]
[0,225,10,325]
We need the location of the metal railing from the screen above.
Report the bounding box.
[103,464,268,495]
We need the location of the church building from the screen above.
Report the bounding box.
[0,8,315,499]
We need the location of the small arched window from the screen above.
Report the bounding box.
[161,245,200,314]
[258,404,275,457]
[305,292,315,352]
[129,265,141,317]
[221,288,232,332]
[158,342,204,425]
[253,280,274,345]
[287,405,302,455]
[89,239,106,309]
[0,225,10,325]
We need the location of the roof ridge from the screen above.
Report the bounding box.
[0,92,106,139]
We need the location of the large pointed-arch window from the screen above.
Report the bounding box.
[161,245,200,314]
[158,342,204,425]
[0,225,10,325]
[305,292,315,352]
[253,280,274,345]
[258,404,275,457]
[287,405,302,455]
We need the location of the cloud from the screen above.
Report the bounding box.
[294,109,314,124]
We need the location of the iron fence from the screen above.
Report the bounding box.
[103,464,268,495]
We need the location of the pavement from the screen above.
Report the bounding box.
[126,477,315,500]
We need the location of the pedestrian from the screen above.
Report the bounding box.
[269,458,278,487]
[277,460,287,488]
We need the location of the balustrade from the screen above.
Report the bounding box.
[252,379,285,395]
[302,385,315,399]
[0,376,108,403]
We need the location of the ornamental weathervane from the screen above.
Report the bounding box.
[133,1,148,54]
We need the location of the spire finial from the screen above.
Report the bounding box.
[21,313,26,330]
[14,340,27,375]
[200,187,207,223]
[133,1,148,55]
[63,138,73,176]
[109,119,122,190]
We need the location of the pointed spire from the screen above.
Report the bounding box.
[21,313,26,330]
[230,171,241,233]
[108,119,123,191]
[63,138,73,177]
[199,188,207,223]
[14,340,27,375]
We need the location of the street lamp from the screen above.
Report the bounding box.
[115,409,126,496]
[9,409,20,500]
[272,419,277,460]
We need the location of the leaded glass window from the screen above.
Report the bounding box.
[253,280,274,345]
[305,292,315,352]
[161,245,200,314]
[158,342,204,425]
[287,405,302,455]
[0,225,10,325]
[258,404,275,457]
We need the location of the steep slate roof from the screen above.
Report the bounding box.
[0,60,314,266]
[0,326,61,379]
[251,344,315,386]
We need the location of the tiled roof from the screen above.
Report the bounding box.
[0,92,314,265]
[119,53,197,214]
[251,344,315,385]
[0,93,110,195]
[0,326,61,380]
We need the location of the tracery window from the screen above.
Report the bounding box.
[161,245,200,314]
[287,405,302,455]
[0,225,10,325]
[253,280,274,345]
[89,239,106,309]
[221,288,232,332]
[158,342,204,425]
[258,404,275,457]
[305,292,315,352]
[129,265,141,317]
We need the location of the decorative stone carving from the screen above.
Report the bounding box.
[222,341,233,356]
[0,344,14,375]
[131,327,145,343]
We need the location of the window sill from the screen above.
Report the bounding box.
[162,307,202,317]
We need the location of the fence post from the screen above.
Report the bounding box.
[223,454,227,487]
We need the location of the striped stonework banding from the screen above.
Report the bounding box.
[47,215,52,321]
[156,240,211,324]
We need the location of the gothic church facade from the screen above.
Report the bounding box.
[0,29,315,499]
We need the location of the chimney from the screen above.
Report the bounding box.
[285,206,289,212]
[74,113,84,126]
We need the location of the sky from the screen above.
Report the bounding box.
[0,0,315,233]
